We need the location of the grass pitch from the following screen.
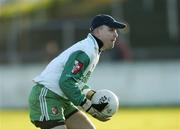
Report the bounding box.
[0,107,179,129]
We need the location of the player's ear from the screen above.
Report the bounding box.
[92,27,101,37]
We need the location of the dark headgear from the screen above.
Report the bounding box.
[90,14,126,31]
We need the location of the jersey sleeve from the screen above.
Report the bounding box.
[59,50,90,106]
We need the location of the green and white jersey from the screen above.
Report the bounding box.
[33,33,100,106]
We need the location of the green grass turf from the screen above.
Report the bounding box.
[0,107,179,129]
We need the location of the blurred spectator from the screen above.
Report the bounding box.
[45,40,59,61]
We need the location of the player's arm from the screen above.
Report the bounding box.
[59,50,109,121]
[59,50,90,106]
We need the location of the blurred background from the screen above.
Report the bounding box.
[0,0,180,129]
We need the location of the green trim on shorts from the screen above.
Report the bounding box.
[28,84,78,122]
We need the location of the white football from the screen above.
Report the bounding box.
[91,89,119,117]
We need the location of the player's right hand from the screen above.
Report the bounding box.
[80,99,110,122]
[89,109,111,121]
[89,102,108,112]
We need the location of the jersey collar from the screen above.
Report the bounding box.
[88,33,102,54]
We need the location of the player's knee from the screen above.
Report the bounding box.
[82,122,96,129]
[51,125,67,129]
[88,124,96,129]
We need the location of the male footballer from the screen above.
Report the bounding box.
[28,14,126,129]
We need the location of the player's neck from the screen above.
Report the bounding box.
[92,34,103,53]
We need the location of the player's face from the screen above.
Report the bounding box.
[98,25,118,50]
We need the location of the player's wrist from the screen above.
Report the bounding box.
[82,88,96,100]
[86,90,96,100]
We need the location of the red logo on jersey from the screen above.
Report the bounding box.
[51,107,58,115]
[71,60,83,74]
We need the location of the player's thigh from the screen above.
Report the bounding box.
[65,110,96,129]
[29,85,65,122]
